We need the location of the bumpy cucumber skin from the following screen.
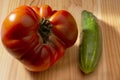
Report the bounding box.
[79,10,102,74]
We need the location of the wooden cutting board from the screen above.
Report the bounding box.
[0,0,120,80]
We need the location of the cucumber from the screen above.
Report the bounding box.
[79,10,102,74]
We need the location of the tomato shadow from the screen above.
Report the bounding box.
[26,44,83,80]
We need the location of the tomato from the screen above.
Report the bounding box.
[1,5,78,71]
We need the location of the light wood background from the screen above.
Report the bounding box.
[0,0,120,80]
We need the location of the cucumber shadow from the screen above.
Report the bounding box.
[79,20,120,79]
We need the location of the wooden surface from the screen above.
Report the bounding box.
[0,0,120,80]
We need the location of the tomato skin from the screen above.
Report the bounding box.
[49,10,78,47]
[1,5,78,71]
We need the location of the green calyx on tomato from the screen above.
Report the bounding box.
[1,5,78,72]
[38,18,52,43]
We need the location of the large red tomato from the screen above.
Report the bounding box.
[1,5,78,71]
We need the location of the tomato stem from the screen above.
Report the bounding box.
[38,18,52,43]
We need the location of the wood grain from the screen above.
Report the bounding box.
[0,0,120,80]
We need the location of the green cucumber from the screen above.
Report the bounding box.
[79,10,102,74]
